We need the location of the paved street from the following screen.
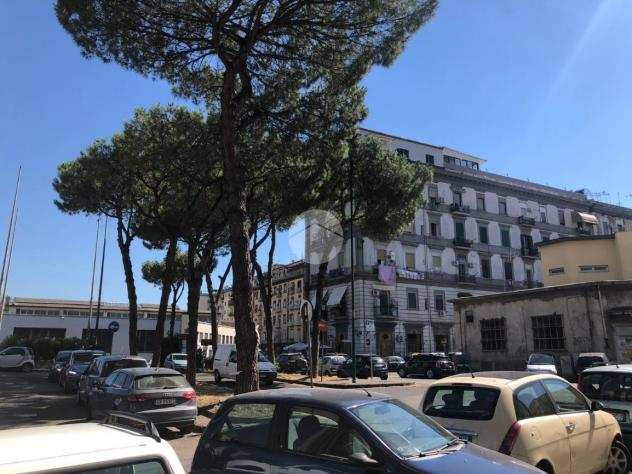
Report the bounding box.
[0,370,433,470]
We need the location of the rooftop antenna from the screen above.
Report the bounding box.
[361,388,372,397]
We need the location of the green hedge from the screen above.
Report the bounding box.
[0,335,83,362]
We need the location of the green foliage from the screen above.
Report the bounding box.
[0,336,83,362]
[142,249,187,289]
[0,334,20,348]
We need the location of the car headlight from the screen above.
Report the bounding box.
[607,410,628,423]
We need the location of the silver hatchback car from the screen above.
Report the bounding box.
[87,367,197,433]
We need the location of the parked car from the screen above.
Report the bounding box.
[77,354,149,405]
[59,350,106,387]
[0,346,34,372]
[213,344,277,385]
[320,355,347,375]
[87,367,197,433]
[385,355,405,372]
[0,411,185,473]
[278,352,309,373]
[578,364,632,446]
[164,353,188,373]
[526,353,557,375]
[191,387,541,474]
[421,371,629,473]
[48,350,72,382]
[337,354,388,380]
[62,362,91,393]
[398,353,455,379]
[449,351,472,373]
[575,352,609,376]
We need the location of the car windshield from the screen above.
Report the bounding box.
[135,374,189,389]
[350,400,454,458]
[70,363,89,373]
[371,357,385,364]
[423,386,500,421]
[578,356,604,369]
[258,351,269,362]
[171,354,187,361]
[528,354,555,365]
[74,352,103,363]
[103,359,148,377]
[329,356,346,363]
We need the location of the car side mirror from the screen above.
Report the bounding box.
[591,400,605,411]
[349,452,379,466]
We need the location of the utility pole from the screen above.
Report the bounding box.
[93,217,108,347]
[349,139,356,383]
[0,167,21,321]
[86,217,101,338]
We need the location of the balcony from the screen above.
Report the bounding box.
[453,237,473,249]
[518,216,536,226]
[399,232,424,246]
[374,303,398,320]
[450,203,471,215]
[455,274,476,285]
[521,247,539,258]
[577,228,592,236]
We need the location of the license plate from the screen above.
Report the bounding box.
[155,398,175,406]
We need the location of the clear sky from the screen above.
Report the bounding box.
[1,1,632,306]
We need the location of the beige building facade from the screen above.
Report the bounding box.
[539,231,632,286]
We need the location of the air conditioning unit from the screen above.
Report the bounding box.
[371,289,380,297]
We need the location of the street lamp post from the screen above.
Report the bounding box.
[300,299,314,388]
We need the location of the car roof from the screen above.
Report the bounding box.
[96,355,147,363]
[117,367,182,377]
[434,371,559,390]
[578,352,607,358]
[72,350,106,355]
[583,364,632,374]
[0,422,163,470]
[230,387,389,408]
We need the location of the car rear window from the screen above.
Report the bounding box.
[577,356,605,370]
[136,374,189,390]
[103,359,148,377]
[581,372,632,402]
[423,386,500,420]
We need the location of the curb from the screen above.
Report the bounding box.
[277,377,415,389]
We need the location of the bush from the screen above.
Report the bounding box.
[0,335,83,362]
[0,334,21,349]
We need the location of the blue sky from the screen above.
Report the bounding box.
[1,1,632,305]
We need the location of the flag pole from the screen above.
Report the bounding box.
[86,216,101,339]
[0,166,21,321]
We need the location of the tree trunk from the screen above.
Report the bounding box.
[204,273,219,367]
[151,236,177,367]
[116,217,138,355]
[221,73,258,394]
[253,261,274,363]
[185,244,204,387]
[265,224,276,361]
[311,261,329,377]
[169,284,179,338]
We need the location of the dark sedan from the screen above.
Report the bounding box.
[48,350,71,382]
[337,355,388,380]
[385,355,405,372]
[62,362,90,393]
[191,388,541,474]
[399,353,455,379]
[87,367,197,433]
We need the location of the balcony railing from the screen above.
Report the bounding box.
[450,203,471,214]
[453,237,473,249]
[521,247,539,258]
[518,216,536,226]
[577,228,592,235]
[456,274,476,284]
[374,304,398,318]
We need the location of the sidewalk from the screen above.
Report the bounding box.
[276,373,415,388]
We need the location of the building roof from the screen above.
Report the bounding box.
[230,387,389,407]
[452,280,632,306]
[537,233,615,247]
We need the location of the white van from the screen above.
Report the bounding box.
[213,344,277,386]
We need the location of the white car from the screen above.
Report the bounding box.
[526,353,558,375]
[320,355,347,375]
[0,412,185,473]
[164,353,188,373]
[213,344,277,386]
[421,371,628,474]
[0,346,34,372]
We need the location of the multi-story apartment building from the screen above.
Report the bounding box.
[309,128,632,357]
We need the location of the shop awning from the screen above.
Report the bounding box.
[326,286,347,307]
[576,212,598,225]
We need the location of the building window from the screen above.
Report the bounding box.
[558,209,566,226]
[476,195,485,211]
[430,221,439,237]
[540,206,547,223]
[396,148,409,158]
[425,154,435,165]
[454,221,465,240]
[453,190,463,206]
[504,260,513,281]
[479,225,489,244]
[480,318,506,351]
[434,290,445,312]
[548,267,565,275]
[501,228,511,247]
[407,289,418,310]
[376,248,387,264]
[481,258,491,279]
[432,255,442,270]
[579,265,609,273]
[519,202,528,217]
[602,221,611,235]
[532,314,565,351]
[407,219,416,234]
[498,198,507,216]
[405,252,415,270]
[541,234,550,242]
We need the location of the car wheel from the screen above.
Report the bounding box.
[380,373,388,381]
[22,363,33,373]
[398,369,407,378]
[214,370,222,384]
[426,369,435,379]
[86,401,93,420]
[607,440,630,474]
